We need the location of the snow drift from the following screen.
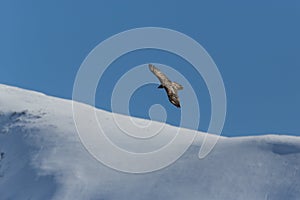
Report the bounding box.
[0,84,300,200]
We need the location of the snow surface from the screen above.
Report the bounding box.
[0,84,300,200]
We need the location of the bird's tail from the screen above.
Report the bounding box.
[172,82,183,90]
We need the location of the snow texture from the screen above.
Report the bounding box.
[0,84,300,200]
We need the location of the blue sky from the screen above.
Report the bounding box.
[0,0,299,137]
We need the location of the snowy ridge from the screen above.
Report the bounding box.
[0,84,300,200]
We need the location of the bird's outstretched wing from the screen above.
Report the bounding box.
[165,87,181,108]
[149,64,171,85]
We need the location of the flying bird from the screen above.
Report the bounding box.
[149,64,183,108]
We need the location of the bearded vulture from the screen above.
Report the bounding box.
[149,64,183,108]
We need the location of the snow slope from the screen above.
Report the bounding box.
[0,84,300,200]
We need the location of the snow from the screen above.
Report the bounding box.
[0,84,300,200]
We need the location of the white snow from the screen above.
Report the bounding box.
[0,84,300,200]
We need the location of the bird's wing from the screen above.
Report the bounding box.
[165,86,181,108]
[172,82,183,90]
[149,64,171,85]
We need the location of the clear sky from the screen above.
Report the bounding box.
[1,0,299,137]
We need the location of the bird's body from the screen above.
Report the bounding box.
[149,64,183,108]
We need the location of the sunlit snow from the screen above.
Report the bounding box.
[0,84,299,200]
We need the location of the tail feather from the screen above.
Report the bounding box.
[172,82,183,90]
